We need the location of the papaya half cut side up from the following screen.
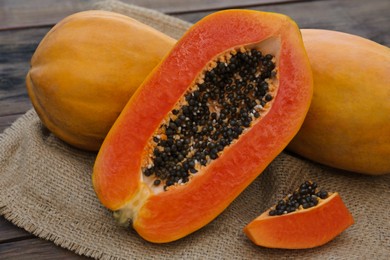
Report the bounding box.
[244,181,354,249]
[93,10,313,243]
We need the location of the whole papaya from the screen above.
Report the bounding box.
[26,10,176,151]
[288,29,390,175]
[93,9,313,243]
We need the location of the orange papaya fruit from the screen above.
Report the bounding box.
[26,10,176,151]
[244,181,354,249]
[92,10,313,243]
[288,29,390,175]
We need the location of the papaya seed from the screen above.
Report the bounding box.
[269,181,330,216]
[142,48,278,190]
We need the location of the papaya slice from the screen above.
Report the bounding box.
[244,181,354,249]
[92,10,313,243]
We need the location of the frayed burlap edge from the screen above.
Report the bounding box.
[0,110,110,260]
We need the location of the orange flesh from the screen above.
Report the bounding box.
[244,193,355,249]
[141,43,279,193]
[93,10,313,243]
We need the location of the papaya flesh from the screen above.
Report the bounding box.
[93,10,313,243]
[244,181,354,249]
[26,10,176,151]
[288,29,390,175]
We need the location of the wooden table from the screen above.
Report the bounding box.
[1,0,389,258]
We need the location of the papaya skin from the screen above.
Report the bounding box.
[244,193,354,249]
[288,29,390,175]
[93,9,313,243]
[26,10,176,151]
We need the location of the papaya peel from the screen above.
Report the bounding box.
[244,181,354,249]
[288,29,390,175]
[26,10,176,151]
[92,9,313,243]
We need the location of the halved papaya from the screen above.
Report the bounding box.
[92,10,313,243]
[244,181,354,249]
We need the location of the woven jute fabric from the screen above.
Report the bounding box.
[1,1,389,259]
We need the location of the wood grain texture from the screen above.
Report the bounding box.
[0,0,303,29]
[0,236,89,259]
[176,0,390,45]
[0,0,389,258]
[0,217,34,243]
[0,28,46,118]
[0,113,25,132]
[0,216,85,259]
[0,0,91,30]
[121,0,305,14]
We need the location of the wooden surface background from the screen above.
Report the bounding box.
[1,0,389,258]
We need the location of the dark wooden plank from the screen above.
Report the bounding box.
[0,0,305,30]
[0,237,90,259]
[0,28,48,118]
[175,0,390,46]
[0,0,92,30]
[0,113,25,132]
[0,217,34,243]
[126,0,306,14]
[0,216,88,259]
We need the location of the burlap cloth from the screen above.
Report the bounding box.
[1,0,389,259]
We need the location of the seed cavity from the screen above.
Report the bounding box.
[268,181,330,216]
[142,46,278,192]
